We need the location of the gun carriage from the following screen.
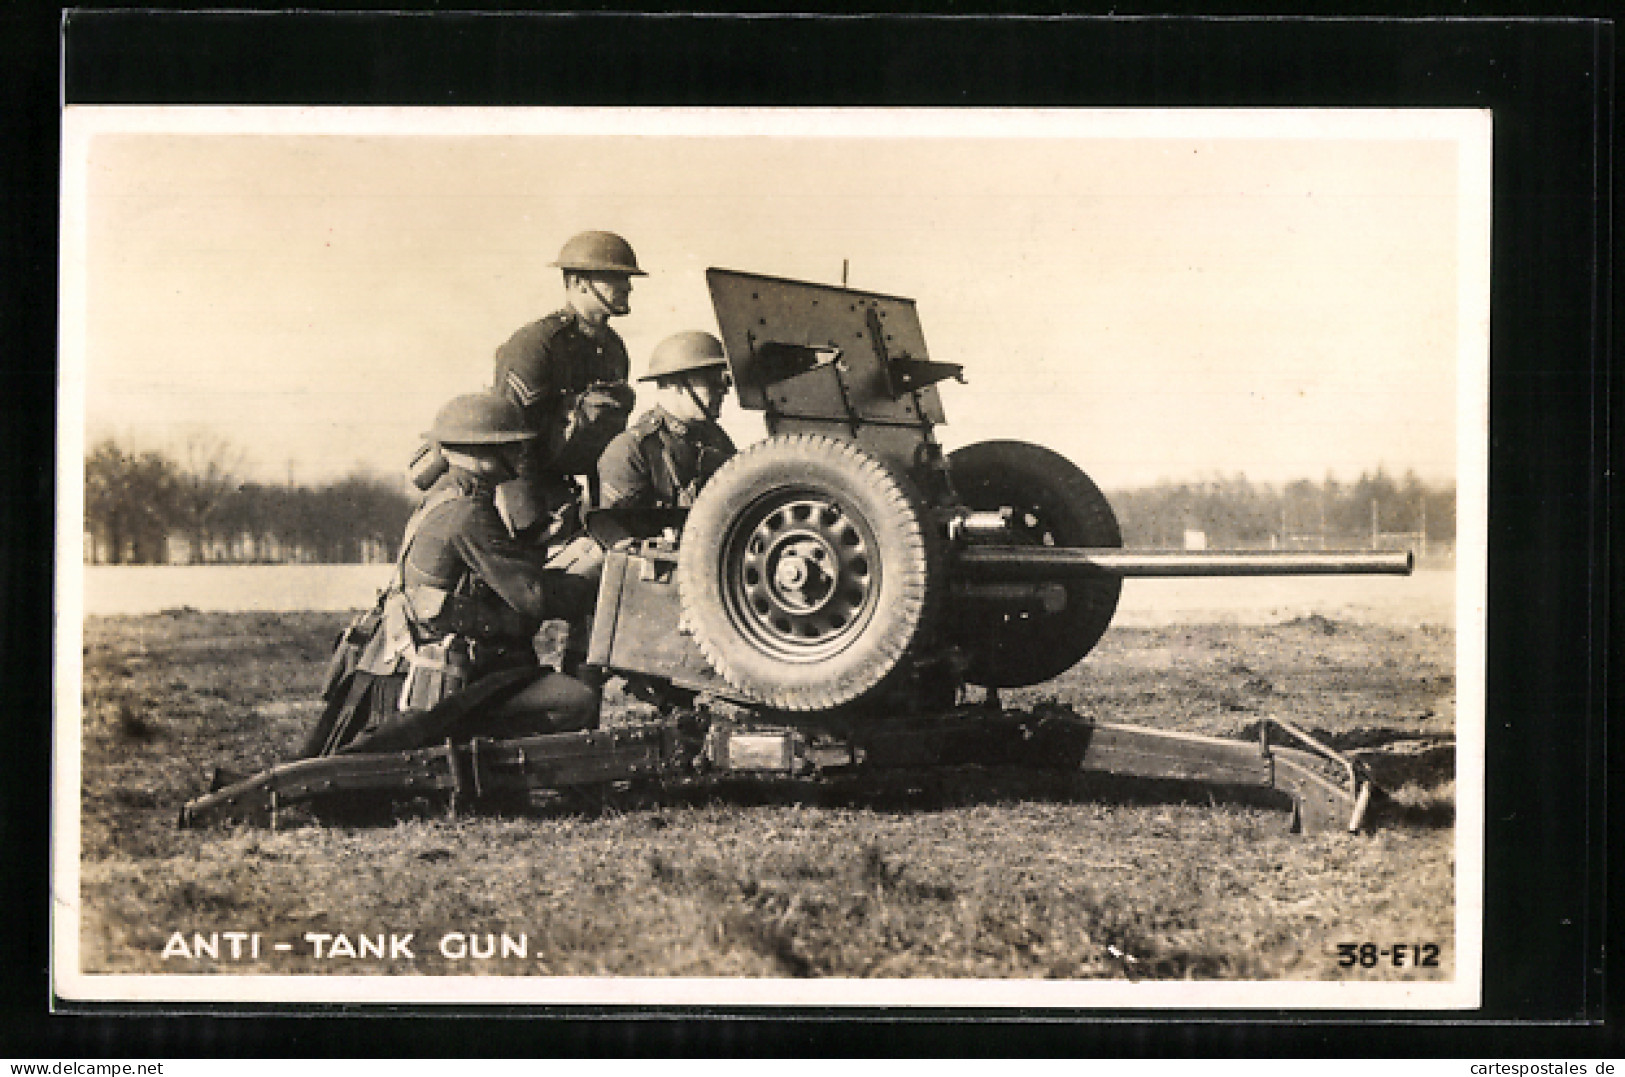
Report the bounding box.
[182,270,1413,834]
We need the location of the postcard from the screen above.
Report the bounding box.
[54,106,1488,1008]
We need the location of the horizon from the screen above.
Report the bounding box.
[82,420,1458,496]
[64,108,1482,494]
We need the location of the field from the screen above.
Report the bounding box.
[73,596,1457,985]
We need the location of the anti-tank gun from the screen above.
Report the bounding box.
[181,270,1414,834]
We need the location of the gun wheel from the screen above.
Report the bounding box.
[678,434,937,711]
[948,440,1123,688]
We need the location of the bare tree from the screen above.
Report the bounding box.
[172,429,245,562]
[84,439,181,563]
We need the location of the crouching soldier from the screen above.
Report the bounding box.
[596,331,737,514]
[300,392,600,758]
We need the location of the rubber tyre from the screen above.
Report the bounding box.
[678,434,937,711]
[947,440,1122,687]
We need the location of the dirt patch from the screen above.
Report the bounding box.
[1284,613,1341,635]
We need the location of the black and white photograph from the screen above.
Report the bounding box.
[54,104,1487,1009]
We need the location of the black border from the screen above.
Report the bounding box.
[3,8,1614,1057]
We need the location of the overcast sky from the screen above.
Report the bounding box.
[63,108,1486,491]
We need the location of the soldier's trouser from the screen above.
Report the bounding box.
[339,666,599,754]
[481,668,601,736]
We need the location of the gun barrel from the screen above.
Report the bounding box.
[954,546,1414,579]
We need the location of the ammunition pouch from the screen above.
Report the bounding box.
[319,597,387,702]
[400,635,476,712]
[547,380,634,475]
[345,590,416,679]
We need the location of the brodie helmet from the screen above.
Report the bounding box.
[423,392,537,447]
[550,231,647,276]
[639,331,729,383]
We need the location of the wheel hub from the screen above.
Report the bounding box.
[727,495,877,659]
[768,538,835,612]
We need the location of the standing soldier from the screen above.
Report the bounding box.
[491,230,644,533]
[596,330,738,513]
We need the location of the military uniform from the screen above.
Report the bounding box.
[300,467,598,758]
[596,405,738,511]
[494,308,634,491]
[398,468,593,645]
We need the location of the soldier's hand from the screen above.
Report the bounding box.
[584,380,637,413]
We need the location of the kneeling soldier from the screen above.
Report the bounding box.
[596,330,737,513]
[301,392,600,758]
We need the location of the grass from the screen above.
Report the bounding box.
[74,609,1457,981]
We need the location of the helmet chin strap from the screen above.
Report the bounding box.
[681,380,718,422]
[585,279,629,318]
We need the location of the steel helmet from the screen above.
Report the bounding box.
[640,331,729,382]
[422,392,537,446]
[550,230,647,276]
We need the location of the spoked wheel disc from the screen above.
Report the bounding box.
[721,492,882,663]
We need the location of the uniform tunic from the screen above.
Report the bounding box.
[400,469,555,654]
[596,405,738,510]
[494,307,631,465]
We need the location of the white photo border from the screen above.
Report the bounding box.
[54,105,1490,1010]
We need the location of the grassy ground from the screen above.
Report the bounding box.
[75,609,1456,981]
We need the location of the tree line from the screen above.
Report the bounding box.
[84,435,1454,565]
[1110,470,1455,551]
[84,438,413,565]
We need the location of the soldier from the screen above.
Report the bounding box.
[596,331,738,513]
[492,230,644,530]
[301,392,600,758]
[540,332,736,674]
[573,331,738,714]
[509,323,736,674]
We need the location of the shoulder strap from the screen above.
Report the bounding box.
[395,483,470,590]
